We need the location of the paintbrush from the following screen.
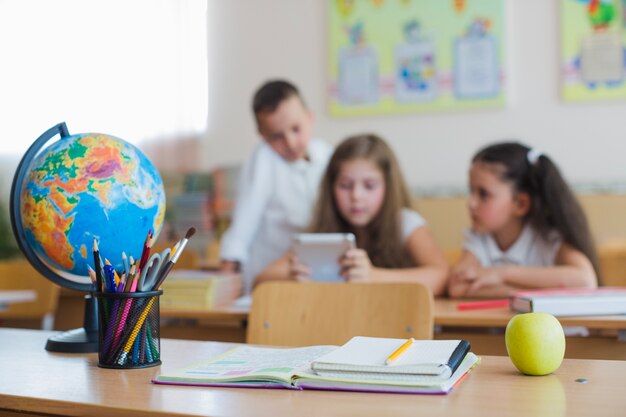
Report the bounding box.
[151,227,196,290]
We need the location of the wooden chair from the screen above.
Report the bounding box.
[598,241,626,286]
[0,259,60,330]
[247,282,434,347]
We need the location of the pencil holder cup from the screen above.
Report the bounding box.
[95,290,163,369]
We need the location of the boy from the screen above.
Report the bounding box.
[220,80,332,294]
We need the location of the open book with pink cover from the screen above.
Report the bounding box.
[510,287,626,316]
[153,337,479,394]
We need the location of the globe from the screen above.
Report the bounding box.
[12,124,166,290]
[10,122,166,353]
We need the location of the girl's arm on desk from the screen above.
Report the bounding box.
[448,244,597,298]
[487,243,597,290]
[448,251,517,298]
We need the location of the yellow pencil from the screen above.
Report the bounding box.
[117,297,155,365]
[385,338,415,365]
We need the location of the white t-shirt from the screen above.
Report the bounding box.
[400,208,426,242]
[220,138,333,294]
[463,224,562,267]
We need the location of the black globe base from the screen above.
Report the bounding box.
[46,328,98,353]
[46,292,99,353]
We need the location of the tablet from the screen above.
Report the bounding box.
[292,233,356,282]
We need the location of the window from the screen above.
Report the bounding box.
[0,0,208,155]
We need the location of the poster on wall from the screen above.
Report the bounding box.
[562,0,626,101]
[328,0,506,117]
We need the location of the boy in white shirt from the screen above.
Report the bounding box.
[219,80,333,294]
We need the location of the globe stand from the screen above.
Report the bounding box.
[45,292,99,353]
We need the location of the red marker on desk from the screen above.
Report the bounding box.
[456,299,510,311]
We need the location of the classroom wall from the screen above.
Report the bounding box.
[416,194,626,250]
[202,0,626,191]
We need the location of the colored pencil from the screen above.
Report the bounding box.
[117,296,156,365]
[87,266,97,288]
[92,239,104,292]
[138,230,154,271]
[385,338,414,365]
[122,251,130,277]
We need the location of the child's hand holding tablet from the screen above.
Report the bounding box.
[292,233,356,282]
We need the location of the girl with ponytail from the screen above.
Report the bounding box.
[448,142,599,298]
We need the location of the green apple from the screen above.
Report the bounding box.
[505,312,566,376]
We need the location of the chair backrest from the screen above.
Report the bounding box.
[598,242,626,286]
[0,259,60,329]
[247,282,434,347]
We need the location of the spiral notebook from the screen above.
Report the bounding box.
[311,337,471,382]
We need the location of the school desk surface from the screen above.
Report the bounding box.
[0,328,625,417]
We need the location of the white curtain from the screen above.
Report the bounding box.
[0,0,208,154]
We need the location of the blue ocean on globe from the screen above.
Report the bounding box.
[19,132,166,279]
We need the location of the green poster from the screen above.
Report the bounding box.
[562,0,626,101]
[328,0,506,117]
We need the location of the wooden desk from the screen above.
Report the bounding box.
[1,328,625,417]
[53,292,626,359]
[165,300,626,359]
[434,298,626,330]
[433,299,626,359]
[156,299,626,330]
[160,306,249,342]
[0,290,36,311]
[156,298,626,335]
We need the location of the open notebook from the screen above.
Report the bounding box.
[153,339,479,394]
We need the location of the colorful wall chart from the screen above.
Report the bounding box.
[562,0,626,101]
[328,0,506,117]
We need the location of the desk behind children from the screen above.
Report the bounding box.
[433,298,626,359]
[0,259,58,329]
[0,290,36,311]
[50,290,626,358]
[159,297,626,359]
[434,298,626,330]
[1,328,626,417]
